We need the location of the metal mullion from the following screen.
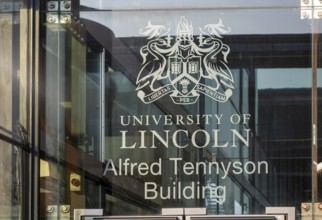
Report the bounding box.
[311,13,319,219]
[100,48,105,163]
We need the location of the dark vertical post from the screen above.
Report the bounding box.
[311,19,319,207]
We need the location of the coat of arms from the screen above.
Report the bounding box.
[136,16,233,105]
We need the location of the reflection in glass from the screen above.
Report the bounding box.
[0,140,28,219]
[39,5,315,218]
[39,17,104,218]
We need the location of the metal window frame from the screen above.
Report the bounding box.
[75,207,293,220]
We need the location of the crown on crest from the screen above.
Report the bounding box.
[177,16,193,38]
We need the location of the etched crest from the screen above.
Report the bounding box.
[136,16,234,105]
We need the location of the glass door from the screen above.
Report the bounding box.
[85,6,314,216]
[39,0,322,219]
[0,0,32,219]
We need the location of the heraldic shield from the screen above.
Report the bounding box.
[168,56,202,103]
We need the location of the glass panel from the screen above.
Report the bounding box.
[40,1,317,219]
[39,12,104,218]
[316,20,322,220]
[93,9,311,217]
[0,1,30,145]
[0,139,29,219]
[94,8,312,216]
[0,2,31,218]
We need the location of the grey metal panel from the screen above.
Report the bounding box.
[91,217,181,220]
[185,215,277,220]
[266,207,295,220]
[184,208,207,215]
[86,215,277,220]
[74,209,103,220]
[161,208,184,216]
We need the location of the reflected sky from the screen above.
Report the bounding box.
[80,9,311,38]
[80,0,299,10]
[257,68,322,89]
